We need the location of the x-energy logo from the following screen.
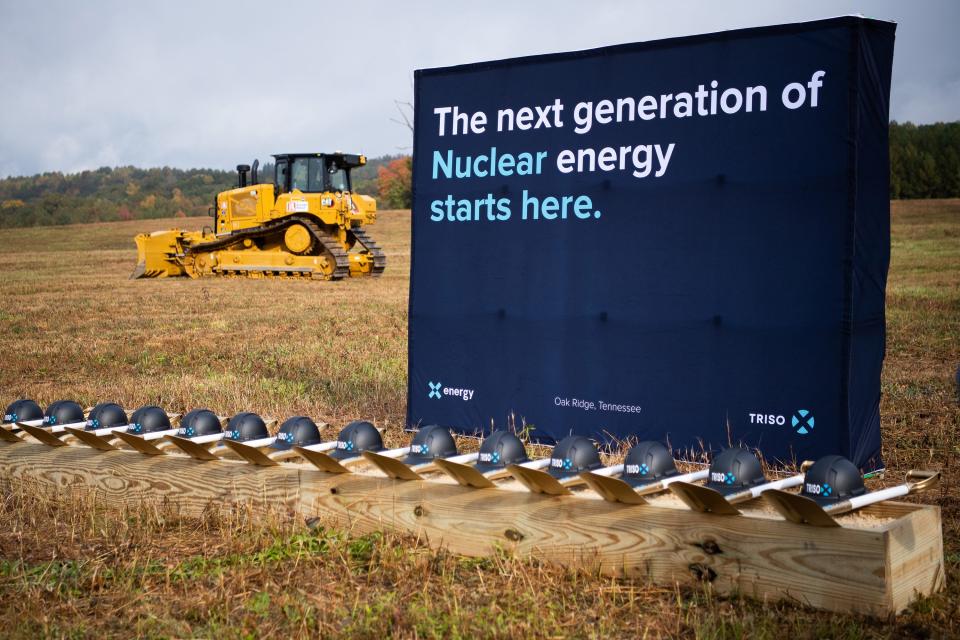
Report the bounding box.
[426,381,475,401]
[791,409,814,435]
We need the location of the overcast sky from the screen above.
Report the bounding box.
[1,0,957,178]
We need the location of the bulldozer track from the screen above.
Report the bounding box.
[184,216,351,280]
[350,227,387,276]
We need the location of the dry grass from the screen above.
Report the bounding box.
[0,201,958,638]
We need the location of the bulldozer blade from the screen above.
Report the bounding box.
[18,423,69,447]
[64,427,118,451]
[164,435,221,461]
[113,431,168,456]
[294,447,352,474]
[579,472,649,505]
[763,489,840,527]
[362,451,423,481]
[434,458,497,489]
[507,464,571,496]
[223,439,278,467]
[0,426,24,443]
[668,481,742,515]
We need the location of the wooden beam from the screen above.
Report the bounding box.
[0,441,943,616]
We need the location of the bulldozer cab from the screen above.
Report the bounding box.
[272,153,365,195]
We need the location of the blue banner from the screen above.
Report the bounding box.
[408,17,895,467]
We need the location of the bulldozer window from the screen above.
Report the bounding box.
[291,158,311,192]
[286,157,350,193]
[276,160,289,193]
[327,165,349,192]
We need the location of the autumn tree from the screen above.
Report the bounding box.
[377,156,412,209]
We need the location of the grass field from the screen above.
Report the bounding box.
[0,201,958,638]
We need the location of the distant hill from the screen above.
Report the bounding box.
[0,155,406,229]
[1,122,957,228]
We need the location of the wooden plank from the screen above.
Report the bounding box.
[0,441,942,616]
[885,505,945,612]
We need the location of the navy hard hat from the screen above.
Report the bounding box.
[801,455,866,506]
[87,402,127,430]
[43,400,84,427]
[177,409,222,437]
[622,441,679,487]
[225,412,268,442]
[271,416,322,450]
[329,420,383,460]
[403,424,458,464]
[129,406,171,434]
[547,435,602,478]
[130,405,163,427]
[4,399,43,424]
[475,430,529,472]
[706,447,766,495]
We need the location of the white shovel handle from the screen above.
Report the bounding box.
[844,485,909,510]
[444,452,479,465]
[227,436,276,449]
[183,433,225,444]
[141,428,180,441]
[661,468,710,487]
[592,464,624,478]
[47,421,90,433]
[90,424,132,437]
[747,473,804,499]
[297,441,339,453]
[520,458,551,470]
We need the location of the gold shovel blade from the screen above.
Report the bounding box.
[113,430,168,456]
[63,427,118,451]
[668,481,742,515]
[434,458,496,489]
[763,489,840,527]
[164,435,221,461]
[0,426,24,443]
[17,424,68,447]
[579,471,648,505]
[362,451,423,481]
[294,447,352,474]
[507,464,571,496]
[223,439,278,466]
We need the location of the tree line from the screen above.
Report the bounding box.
[890,121,960,199]
[0,122,956,228]
[0,155,412,229]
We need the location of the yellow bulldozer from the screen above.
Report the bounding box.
[132,152,385,280]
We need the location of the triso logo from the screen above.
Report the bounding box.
[427,381,442,399]
[749,408,815,436]
[805,481,832,497]
[791,409,814,435]
[711,471,736,485]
